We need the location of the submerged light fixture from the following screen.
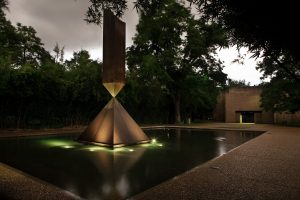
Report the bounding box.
[78,10,150,148]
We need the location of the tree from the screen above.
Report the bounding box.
[65,50,109,123]
[0,2,110,128]
[127,0,227,123]
[85,1,300,114]
[193,0,300,78]
[0,6,19,67]
[191,0,300,113]
[0,0,8,11]
[85,0,299,75]
[260,79,300,113]
[15,23,52,67]
[53,42,65,64]
[258,51,300,112]
[85,0,127,25]
[0,1,19,120]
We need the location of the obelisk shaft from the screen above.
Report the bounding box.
[102,9,125,97]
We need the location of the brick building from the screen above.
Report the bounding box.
[213,87,274,123]
[213,87,300,124]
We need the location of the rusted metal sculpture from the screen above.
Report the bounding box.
[78,10,149,147]
[102,9,125,97]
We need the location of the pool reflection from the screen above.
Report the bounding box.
[0,128,263,200]
[86,146,146,199]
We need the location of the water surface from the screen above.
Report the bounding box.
[0,128,263,200]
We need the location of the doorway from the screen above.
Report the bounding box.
[240,111,254,123]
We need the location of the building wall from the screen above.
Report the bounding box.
[213,92,225,122]
[214,87,274,123]
[224,87,272,123]
[261,111,275,124]
[274,111,300,125]
[213,87,300,124]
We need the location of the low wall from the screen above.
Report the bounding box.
[274,111,300,125]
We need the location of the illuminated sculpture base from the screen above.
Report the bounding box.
[78,98,150,148]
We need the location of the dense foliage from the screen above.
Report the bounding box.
[86,0,300,113]
[127,0,227,123]
[193,0,300,112]
[0,32,108,128]
[0,1,228,128]
[0,4,109,128]
[5,0,298,128]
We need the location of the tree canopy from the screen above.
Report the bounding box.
[0,4,109,128]
[193,0,300,112]
[0,0,230,127]
[194,0,300,80]
[127,0,227,123]
[85,0,300,113]
[2,0,299,128]
[86,0,299,56]
[86,0,300,81]
[0,0,8,11]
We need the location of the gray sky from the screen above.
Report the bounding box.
[5,0,264,85]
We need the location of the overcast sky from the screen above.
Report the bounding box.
[5,0,265,85]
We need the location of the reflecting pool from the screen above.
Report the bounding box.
[0,128,263,200]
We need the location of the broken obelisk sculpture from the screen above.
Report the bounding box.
[78,10,150,148]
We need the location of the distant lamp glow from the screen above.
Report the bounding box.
[128,149,134,152]
[158,144,163,147]
[63,145,73,149]
[151,138,157,143]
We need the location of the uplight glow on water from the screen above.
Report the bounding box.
[0,128,263,200]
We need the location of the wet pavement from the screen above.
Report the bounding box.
[132,124,300,200]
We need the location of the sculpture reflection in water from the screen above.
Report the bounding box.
[78,10,150,147]
[87,147,146,199]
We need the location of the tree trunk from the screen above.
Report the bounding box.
[173,93,181,123]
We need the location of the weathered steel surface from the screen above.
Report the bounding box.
[102,9,125,86]
[79,10,149,147]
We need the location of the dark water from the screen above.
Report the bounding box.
[0,128,263,200]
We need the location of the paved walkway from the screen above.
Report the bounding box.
[133,123,300,200]
[1,123,300,200]
[0,163,83,200]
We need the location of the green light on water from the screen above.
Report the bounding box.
[83,146,135,153]
[87,146,106,152]
[140,141,164,148]
[40,138,163,152]
[62,145,73,149]
[40,139,78,148]
[110,147,134,152]
[110,148,124,152]
[151,138,157,143]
